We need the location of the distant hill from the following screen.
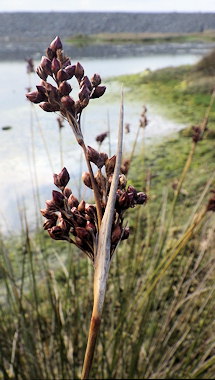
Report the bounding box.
[0,12,215,60]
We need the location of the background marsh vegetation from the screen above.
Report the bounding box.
[0,41,215,379]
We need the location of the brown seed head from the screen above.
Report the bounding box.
[59,81,72,96]
[68,194,79,208]
[52,190,65,208]
[51,57,61,74]
[75,62,84,82]
[53,167,70,190]
[40,56,52,76]
[65,64,76,79]
[39,102,60,112]
[91,73,101,87]
[82,172,93,189]
[36,66,48,80]
[63,187,72,198]
[96,132,108,144]
[50,36,63,52]
[57,69,69,82]
[207,190,215,212]
[91,85,106,99]
[105,155,116,177]
[26,90,46,104]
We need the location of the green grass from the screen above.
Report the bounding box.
[113,52,215,126]
[67,31,215,47]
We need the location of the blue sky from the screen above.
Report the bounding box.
[1,0,215,12]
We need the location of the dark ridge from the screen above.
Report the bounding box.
[0,12,215,60]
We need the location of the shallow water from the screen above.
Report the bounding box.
[0,54,201,232]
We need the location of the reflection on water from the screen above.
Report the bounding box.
[0,54,201,232]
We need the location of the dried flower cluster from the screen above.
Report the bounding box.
[139,105,148,128]
[26,58,35,74]
[42,149,147,261]
[207,190,215,212]
[192,124,203,143]
[96,131,108,145]
[26,36,106,144]
[26,36,147,263]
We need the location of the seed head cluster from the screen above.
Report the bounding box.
[42,150,147,261]
[26,36,106,143]
[26,36,147,262]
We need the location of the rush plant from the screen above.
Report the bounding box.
[26,36,147,379]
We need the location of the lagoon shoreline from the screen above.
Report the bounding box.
[0,12,215,60]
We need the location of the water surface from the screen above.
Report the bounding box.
[0,53,201,232]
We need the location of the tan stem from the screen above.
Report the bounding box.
[81,315,101,380]
[81,90,124,379]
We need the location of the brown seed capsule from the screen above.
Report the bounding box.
[61,96,75,113]
[111,224,122,245]
[43,218,57,230]
[78,200,86,213]
[192,125,202,143]
[48,225,69,241]
[82,172,92,189]
[80,98,90,109]
[207,190,215,212]
[51,57,61,74]
[62,58,71,69]
[58,218,70,232]
[127,185,137,197]
[36,84,47,95]
[91,86,106,99]
[40,56,52,76]
[85,204,96,219]
[86,221,96,233]
[63,187,72,198]
[50,36,63,52]
[118,191,130,210]
[96,132,108,144]
[59,81,72,96]
[26,91,45,104]
[52,190,65,208]
[36,65,48,80]
[105,155,116,177]
[40,208,57,220]
[65,64,76,79]
[87,146,108,169]
[75,62,84,82]
[79,85,91,102]
[121,159,130,175]
[57,69,69,82]
[80,76,93,91]
[136,192,147,205]
[75,227,90,240]
[118,174,127,189]
[68,194,79,208]
[39,102,60,112]
[99,152,108,167]
[53,167,70,189]
[91,73,101,87]
[46,47,55,61]
[87,146,100,165]
[45,199,57,211]
[121,227,130,240]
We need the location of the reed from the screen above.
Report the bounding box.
[0,38,214,380]
[25,37,147,378]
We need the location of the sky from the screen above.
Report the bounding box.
[0,0,215,13]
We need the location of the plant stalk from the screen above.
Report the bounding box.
[81,91,124,379]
